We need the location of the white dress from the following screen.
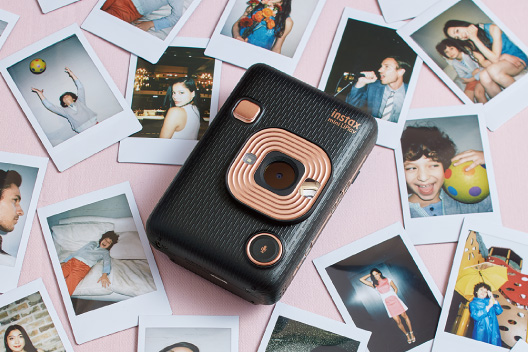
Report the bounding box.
[170,104,200,140]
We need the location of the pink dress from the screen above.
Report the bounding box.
[375,278,408,318]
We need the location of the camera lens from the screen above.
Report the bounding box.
[263,161,296,190]
[246,233,283,267]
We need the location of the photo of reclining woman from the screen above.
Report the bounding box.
[46,193,156,315]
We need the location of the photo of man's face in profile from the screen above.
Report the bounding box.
[0,170,24,236]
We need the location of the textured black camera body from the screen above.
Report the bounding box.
[146,64,377,304]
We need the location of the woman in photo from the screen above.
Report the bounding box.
[4,324,44,352]
[443,20,527,98]
[469,282,503,346]
[359,268,415,344]
[159,341,200,352]
[232,0,293,54]
[159,78,201,140]
[31,67,98,133]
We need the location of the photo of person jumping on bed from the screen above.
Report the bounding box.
[60,230,119,296]
[101,0,184,33]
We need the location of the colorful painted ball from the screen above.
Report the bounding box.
[444,161,489,204]
[29,58,46,74]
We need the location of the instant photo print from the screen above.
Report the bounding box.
[82,0,202,63]
[138,315,239,352]
[147,64,377,304]
[318,8,422,148]
[119,37,222,165]
[205,0,326,74]
[0,24,141,172]
[0,152,47,293]
[0,279,74,352]
[0,9,18,51]
[257,302,371,352]
[37,0,80,13]
[395,105,501,244]
[397,0,528,131]
[433,219,528,351]
[314,222,443,352]
[37,182,171,344]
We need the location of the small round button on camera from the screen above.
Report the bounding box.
[246,233,283,267]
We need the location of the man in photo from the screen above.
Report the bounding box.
[346,56,411,123]
[60,230,119,295]
[101,0,184,33]
[0,170,24,258]
[401,125,492,217]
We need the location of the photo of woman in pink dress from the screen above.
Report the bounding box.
[360,268,415,345]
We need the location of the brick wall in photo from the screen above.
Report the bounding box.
[0,292,66,352]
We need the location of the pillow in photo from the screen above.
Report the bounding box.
[110,231,146,260]
[51,222,115,252]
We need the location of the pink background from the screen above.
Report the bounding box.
[1,0,528,350]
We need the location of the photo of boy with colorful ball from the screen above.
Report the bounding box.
[401,120,492,218]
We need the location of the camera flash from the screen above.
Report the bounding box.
[243,153,257,165]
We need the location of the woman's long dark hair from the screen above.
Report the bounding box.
[249,0,292,38]
[4,325,39,352]
[160,341,200,352]
[370,268,386,287]
[443,20,492,52]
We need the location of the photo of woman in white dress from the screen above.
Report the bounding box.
[159,78,201,140]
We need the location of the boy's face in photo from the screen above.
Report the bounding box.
[0,184,24,233]
[404,155,445,206]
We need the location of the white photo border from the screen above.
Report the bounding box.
[0,9,19,50]
[0,152,48,293]
[257,302,371,352]
[0,279,75,352]
[118,37,222,165]
[205,0,326,74]
[313,222,443,352]
[397,0,528,131]
[0,24,141,172]
[395,105,501,244]
[82,0,203,64]
[377,0,440,23]
[432,218,527,352]
[138,315,239,352]
[37,182,171,344]
[37,0,80,14]
[317,7,423,149]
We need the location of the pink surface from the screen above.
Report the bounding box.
[1,0,528,350]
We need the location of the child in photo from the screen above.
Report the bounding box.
[401,125,492,217]
[102,0,184,32]
[60,230,118,295]
[232,0,293,54]
[436,38,488,103]
[443,20,527,99]
[469,282,503,346]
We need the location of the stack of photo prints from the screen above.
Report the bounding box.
[0,0,528,351]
